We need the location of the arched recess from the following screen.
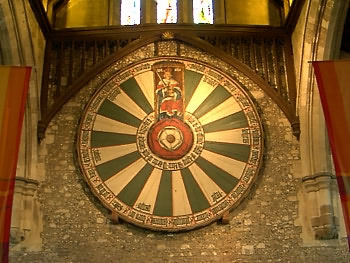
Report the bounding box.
[38,32,298,140]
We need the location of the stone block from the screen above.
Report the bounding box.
[320,204,333,214]
[319,213,334,226]
[242,245,254,255]
[311,216,320,227]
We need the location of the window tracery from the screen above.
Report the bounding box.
[157,0,177,24]
[193,0,213,24]
[121,0,140,25]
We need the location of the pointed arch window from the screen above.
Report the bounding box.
[157,0,177,23]
[121,0,140,25]
[193,0,213,24]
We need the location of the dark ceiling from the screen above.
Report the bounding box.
[31,0,350,54]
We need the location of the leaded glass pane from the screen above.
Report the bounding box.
[121,0,140,25]
[193,0,213,24]
[157,0,177,24]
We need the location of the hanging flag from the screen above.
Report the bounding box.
[312,60,350,247]
[0,66,31,263]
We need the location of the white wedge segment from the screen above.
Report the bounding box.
[172,170,193,216]
[134,71,155,108]
[105,158,147,196]
[188,163,225,206]
[205,128,247,144]
[186,77,216,113]
[199,97,241,126]
[133,168,163,214]
[93,114,138,134]
[93,144,138,165]
[110,89,147,120]
[201,149,246,179]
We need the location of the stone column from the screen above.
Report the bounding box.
[108,0,121,26]
[292,0,350,243]
[0,0,45,251]
[303,174,338,240]
[11,177,42,249]
[178,0,193,23]
[214,0,226,24]
[141,0,157,24]
[10,179,26,244]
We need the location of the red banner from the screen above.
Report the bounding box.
[0,66,31,262]
[312,60,350,246]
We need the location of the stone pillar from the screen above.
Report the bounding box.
[292,0,350,244]
[178,0,193,23]
[141,0,157,24]
[0,0,45,251]
[214,0,226,24]
[302,174,338,240]
[109,0,121,26]
[11,177,42,250]
[10,180,26,244]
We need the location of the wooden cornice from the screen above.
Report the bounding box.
[48,24,287,40]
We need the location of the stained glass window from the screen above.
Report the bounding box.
[193,0,213,24]
[157,0,177,24]
[121,0,140,25]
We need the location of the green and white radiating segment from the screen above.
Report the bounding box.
[118,77,154,115]
[109,88,148,121]
[200,149,246,180]
[90,131,136,148]
[86,67,257,221]
[113,79,153,120]
[133,168,163,215]
[97,99,142,128]
[105,158,148,196]
[188,163,225,206]
[205,128,249,144]
[185,75,217,114]
[198,96,241,126]
[93,144,138,165]
[93,114,138,135]
[134,71,155,107]
[172,170,193,216]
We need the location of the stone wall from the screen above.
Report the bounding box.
[10,41,350,262]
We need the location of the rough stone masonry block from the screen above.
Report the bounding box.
[311,216,320,227]
[320,204,333,214]
[241,245,254,255]
[319,213,334,226]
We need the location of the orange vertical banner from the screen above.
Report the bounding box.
[0,66,31,262]
[312,60,350,247]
